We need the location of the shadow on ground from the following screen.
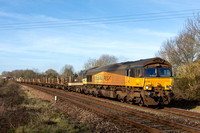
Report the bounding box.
[167,99,200,110]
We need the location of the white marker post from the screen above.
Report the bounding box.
[55,96,57,103]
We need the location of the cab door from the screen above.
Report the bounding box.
[126,67,144,87]
[132,68,144,87]
[125,68,131,86]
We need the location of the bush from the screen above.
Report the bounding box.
[0,82,28,133]
[173,78,200,100]
[0,82,25,108]
[173,61,200,101]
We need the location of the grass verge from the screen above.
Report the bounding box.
[0,81,90,133]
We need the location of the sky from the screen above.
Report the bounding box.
[0,0,200,74]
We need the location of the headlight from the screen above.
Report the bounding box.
[145,86,149,89]
[145,86,151,90]
[166,85,172,89]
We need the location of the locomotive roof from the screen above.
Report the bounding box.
[86,57,171,75]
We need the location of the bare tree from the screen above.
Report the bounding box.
[84,54,118,70]
[84,58,97,70]
[186,13,200,48]
[23,70,38,78]
[1,71,14,78]
[157,15,200,71]
[60,65,74,78]
[1,69,39,79]
[45,69,58,78]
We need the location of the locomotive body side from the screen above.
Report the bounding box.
[83,57,174,106]
[86,71,125,86]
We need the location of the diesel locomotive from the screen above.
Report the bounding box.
[18,57,174,106]
[81,57,174,106]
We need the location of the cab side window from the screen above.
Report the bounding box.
[126,69,134,77]
[83,72,87,78]
[126,69,129,76]
[87,75,92,82]
[135,68,143,77]
[130,69,135,77]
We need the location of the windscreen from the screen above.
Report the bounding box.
[145,67,171,77]
[159,68,171,76]
[145,68,157,77]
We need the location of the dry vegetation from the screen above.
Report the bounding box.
[0,81,27,132]
[0,81,90,133]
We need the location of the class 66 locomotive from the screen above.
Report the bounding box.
[82,57,174,106]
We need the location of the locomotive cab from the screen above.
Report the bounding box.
[82,57,174,106]
[125,58,174,106]
[141,61,174,106]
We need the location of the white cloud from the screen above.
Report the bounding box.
[0,11,108,30]
[0,33,159,61]
[0,11,25,19]
[132,28,176,38]
[1,12,57,21]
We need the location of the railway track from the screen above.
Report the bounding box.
[68,88,200,123]
[162,107,200,120]
[21,84,200,133]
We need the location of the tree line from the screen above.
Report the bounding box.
[1,54,118,81]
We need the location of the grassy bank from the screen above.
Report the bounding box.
[0,81,90,133]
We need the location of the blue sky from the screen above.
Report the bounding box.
[0,0,200,74]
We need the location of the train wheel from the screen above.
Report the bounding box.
[128,101,133,104]
[123,96,127,103]
[116,95,121,101]
[138,101,143,106]
[94,92,97,97]
[92,91,95,97]
[138,97,144,106]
